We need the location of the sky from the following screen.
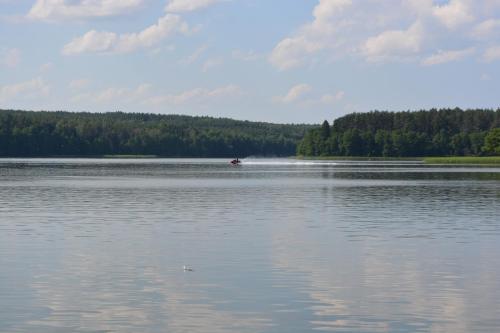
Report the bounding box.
[1,0,500,124]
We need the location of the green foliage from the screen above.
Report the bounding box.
[424,156,500,164]
[483,128,500,155]
[320,120,330,139]
[298,108,500,157]
[0,110,312,157]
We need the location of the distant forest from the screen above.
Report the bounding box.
[0,110,312,157]
[298,109,500,157]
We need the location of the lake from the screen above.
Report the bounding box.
[1,158,499,333]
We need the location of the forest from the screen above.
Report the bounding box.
[298,108,500,157]
[0,110,312,157]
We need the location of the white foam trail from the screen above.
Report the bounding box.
[240,160,337,166]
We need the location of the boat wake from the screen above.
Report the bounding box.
[239,159,337,166]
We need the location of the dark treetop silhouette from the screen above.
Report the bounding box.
[298,108,500,157]
[0,110,312,157]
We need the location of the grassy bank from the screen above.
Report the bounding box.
[423,156,500,165]
[298,155,500,165]
[297,156,421,161]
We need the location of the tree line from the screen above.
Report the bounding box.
[0,110,312,157]
[298,108,500,157]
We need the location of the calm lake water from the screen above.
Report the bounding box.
[1,158,500,333]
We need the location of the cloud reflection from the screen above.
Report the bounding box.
[269,184,500,332]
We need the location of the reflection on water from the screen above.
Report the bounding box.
[1,158,499,333]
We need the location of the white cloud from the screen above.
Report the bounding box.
[1,48,20,68]
[202,57,223,72]
[71,83,239,108]
[275,84,312,104]
[301,91,346,107]
[405,0,433,15]
[0,77,50,103]
[62,14,190,55]
[312,0,352,22]
[39,62,53,72]
[165,0,224,13]
[95,85,148,102]
[269,37,323,71]
[148,45,176,57]
[63,30,121,55]
[269,0,352,70]
[421,47,475,66]
[362,21,424,62]
[483,45,500,62]
[471,19,500,39]
[409,0,489,30]
[95,87,128,102]
[274,84,345,107]
[268,0,500,69]
[320,91,345,104]
[146,85,240,105]
[232,49,261,61]
[71,83,151,103]
[180,44,208,65]
[27,0,144,21]
[432,0,474,30]
[69,78,91,90]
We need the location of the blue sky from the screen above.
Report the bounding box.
[1,0,500,123]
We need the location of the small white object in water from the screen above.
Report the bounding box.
[183,265,193,271]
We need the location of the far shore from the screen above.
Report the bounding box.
[298,155,500,165]
[0,155,499,166]
[423,156,500,165]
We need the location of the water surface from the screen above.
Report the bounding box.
[1,158,499,333]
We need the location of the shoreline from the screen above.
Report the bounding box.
[298,155,500,165]
[0,155,499,166]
